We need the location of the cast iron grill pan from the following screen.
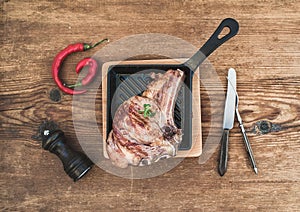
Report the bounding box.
[106,18,239,150]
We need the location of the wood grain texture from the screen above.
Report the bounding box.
[1,0,300,211]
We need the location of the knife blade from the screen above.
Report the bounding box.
[218,68,236,176]
[226,68,258,174]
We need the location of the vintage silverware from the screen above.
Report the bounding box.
[218,68,236,176]
[227,68,258,174]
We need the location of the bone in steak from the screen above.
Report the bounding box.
[106,69,184,168]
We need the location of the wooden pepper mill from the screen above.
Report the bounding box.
[34,121,93,182]
[42,129,93,181]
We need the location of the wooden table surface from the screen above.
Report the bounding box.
[1,0,299,211]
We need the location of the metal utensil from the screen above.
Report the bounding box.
[226,68,258,174]
[218,68,236,176]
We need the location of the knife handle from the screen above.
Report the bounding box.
[218,129,229,176]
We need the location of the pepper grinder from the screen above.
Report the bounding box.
[34,121,93,182]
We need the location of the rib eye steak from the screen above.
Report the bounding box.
[106,69,185,168]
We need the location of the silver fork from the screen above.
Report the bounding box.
[227,76,258,174]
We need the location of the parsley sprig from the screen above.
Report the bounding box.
[138,104,156,118]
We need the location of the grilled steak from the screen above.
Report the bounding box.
[106,69,184,168]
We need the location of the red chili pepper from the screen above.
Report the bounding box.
[75,58,98,86]
[52,39,108,95]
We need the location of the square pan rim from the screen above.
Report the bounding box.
[106,63,193,150]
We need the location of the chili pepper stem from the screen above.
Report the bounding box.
[66,82,82,88]
[84,38,109,51]
[92,38,109,48]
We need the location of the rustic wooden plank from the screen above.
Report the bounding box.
[1,0,300,211]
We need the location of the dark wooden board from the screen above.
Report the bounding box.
[1,0,300,211]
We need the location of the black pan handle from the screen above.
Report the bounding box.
[184,18,239,73]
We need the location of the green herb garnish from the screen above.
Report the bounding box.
[138,104,156,118]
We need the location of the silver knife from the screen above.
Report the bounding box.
[218,68,236,176]
[226,68,258,174]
